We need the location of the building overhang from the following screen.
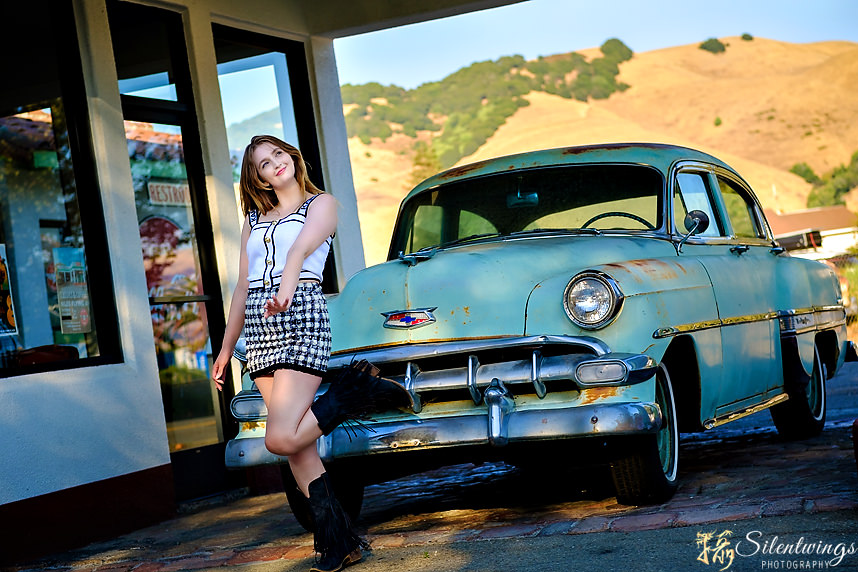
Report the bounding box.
[303,0,526,38]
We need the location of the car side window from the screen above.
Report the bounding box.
[674,172,721,237]
[717,176,765,240]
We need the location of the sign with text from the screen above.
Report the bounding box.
[53,247,92,334]
[148,180,190,207]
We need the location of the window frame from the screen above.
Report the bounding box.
[0,0,122,378]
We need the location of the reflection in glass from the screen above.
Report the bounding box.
[0,105,103,370]
[215,38,299,182]
[125,120,219,451]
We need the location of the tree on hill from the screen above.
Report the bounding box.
[805,151,858,208]
[336,39,634,169]
[699,38,726,54]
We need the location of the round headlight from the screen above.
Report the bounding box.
[564,271,623,329]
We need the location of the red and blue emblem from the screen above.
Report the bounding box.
[382,307,437,329]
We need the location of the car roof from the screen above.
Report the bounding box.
[406,143,734,200]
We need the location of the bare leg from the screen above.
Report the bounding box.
[255,368,326,495]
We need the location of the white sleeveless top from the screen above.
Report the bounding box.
[246,194,332,288]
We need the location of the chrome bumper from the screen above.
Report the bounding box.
[225,400,662,468]
[231,335,658,420]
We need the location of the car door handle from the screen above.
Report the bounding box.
[730,245,750,255]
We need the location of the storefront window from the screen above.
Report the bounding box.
[0,2,119,375]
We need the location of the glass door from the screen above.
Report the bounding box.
[108,1,235,500]
[125,119,221,452]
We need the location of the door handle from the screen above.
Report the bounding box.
[730,245,750,255]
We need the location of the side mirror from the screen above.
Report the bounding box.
[684,210,710,235]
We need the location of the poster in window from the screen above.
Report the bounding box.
[53,247,92,334]
[0,244,18,337]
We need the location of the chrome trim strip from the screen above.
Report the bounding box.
[653,319,722,339]
[404,362,423,413]
[720,312,778,326]
[467,355,481,404]
[329,335,612,368]
[531,350,547,398]
[777,308,814,317]
[224,401,663,467]
[703,393,789,429]
[653,305,845,339]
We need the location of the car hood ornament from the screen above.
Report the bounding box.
[382,307,437,329]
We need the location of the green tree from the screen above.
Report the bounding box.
[806,151,858,207]
[409,141,442,187]
[790,162,821,185]
[699,38,726,54]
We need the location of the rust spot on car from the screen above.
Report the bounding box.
[579,386,621,405]
[463,306,470,315]
[241,421,265,431]
[604,259,679,281]
[438,160,493,179]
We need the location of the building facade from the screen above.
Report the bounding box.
[0,0,519,562]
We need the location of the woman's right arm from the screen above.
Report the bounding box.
[213,216,251,390]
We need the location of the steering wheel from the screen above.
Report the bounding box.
[581,211,655,230]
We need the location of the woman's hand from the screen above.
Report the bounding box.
[264,290,292,318]
[212,350,232,391]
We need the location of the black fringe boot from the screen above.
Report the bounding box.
[311,360,414,436]
[307,472,368,572]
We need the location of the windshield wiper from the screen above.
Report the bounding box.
[440,232,504,248]
[509,228,601,237]
[398,232,504,266]
[398,247,438,266]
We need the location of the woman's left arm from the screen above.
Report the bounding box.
[264,194,338,318]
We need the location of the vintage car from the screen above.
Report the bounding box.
[226,143,851,525]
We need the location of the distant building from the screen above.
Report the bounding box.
[765,206,858,260]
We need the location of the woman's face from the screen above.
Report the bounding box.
[252,142,296,189]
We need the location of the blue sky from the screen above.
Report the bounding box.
[334,0,858,89]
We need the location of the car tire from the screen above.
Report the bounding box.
[770,344,826,439]
[610,363,679,505]
[279,464,365,532]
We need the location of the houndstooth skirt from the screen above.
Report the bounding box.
[244,282,331,379]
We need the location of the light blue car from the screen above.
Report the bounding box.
[227,143,852,524]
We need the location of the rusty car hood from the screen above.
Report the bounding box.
[328,234,697,354]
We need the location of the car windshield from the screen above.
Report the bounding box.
[390,164,665,257]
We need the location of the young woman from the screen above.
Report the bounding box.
[212,135,408,572]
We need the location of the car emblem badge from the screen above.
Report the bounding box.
[382,307,437,329]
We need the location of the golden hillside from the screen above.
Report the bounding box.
[348,37,858,266]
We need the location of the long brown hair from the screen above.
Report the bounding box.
[239,135,323,216]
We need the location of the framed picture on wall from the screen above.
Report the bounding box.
[0,244,19,337]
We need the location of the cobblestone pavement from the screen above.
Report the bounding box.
[9,368,858,572]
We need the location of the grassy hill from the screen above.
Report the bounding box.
[347,36,858,265]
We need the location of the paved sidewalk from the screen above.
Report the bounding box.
[8,418,858,572]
